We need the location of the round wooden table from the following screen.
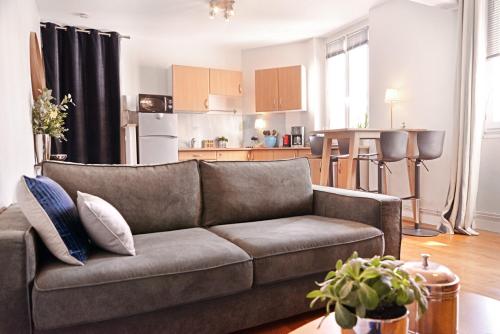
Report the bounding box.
[290,292,500,334]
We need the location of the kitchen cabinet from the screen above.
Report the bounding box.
[255,68,279,112]
[210,69,242,96]
[272,150,296,160]
[173,65,209,112]
[255,65,306,112]
[216,150,249,161]
[178,150,217,161]
[278,65,305,111]
[250,150,275,161]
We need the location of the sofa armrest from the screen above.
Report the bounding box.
[0,205,38,334]
[312,185,402,258]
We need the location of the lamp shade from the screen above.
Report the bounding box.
[384,88,400,103]
[254,118,266,130]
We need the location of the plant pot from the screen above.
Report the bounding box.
[263,135,277,148]
[34,134,51,165]
[341,308,409,334]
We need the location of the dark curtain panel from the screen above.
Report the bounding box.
[41,22,121,164]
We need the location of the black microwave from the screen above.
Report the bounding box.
[138,94,173,113]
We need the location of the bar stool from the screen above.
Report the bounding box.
[309,135,349,187]
[403,130,445,237]
[356,131,409,193]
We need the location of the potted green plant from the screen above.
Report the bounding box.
[307,252,429,334]
[215,136,228,148]
[32,88,74,164]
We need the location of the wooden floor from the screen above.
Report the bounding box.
[237,225,500,334]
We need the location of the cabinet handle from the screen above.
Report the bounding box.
[204,98,209,109]
[238,84,242,94]
[193,154,201,157]
[273,99,277,106]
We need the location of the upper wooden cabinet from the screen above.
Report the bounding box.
[255,68,279,112]
[209,69,242,96]
[255,65,306,113]
[173,65,209,112]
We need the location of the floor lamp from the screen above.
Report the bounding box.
[384,88,400,129]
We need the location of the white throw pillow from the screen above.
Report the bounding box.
[77,191,136,256]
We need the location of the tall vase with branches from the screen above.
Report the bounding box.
[32,88,74,164]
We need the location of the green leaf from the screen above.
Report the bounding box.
[325,270,336,280]
[306,290,323,299]
[338,280,353,299]
[357,283,379,310]
[355,304,366,318]
[335,303,357,329]
[360,267,380,280]
[336,259,343,271]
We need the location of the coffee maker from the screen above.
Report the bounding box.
[291,126,305,147]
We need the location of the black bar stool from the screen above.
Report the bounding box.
[403,130,445,237]
[356,131,408,193]
[309,135,349,187]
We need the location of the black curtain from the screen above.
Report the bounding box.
[41,22,121,164]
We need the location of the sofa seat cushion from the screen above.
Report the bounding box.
[209,215,384,285]
[32,228,253,330]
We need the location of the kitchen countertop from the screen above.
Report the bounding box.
[179,147,313,151]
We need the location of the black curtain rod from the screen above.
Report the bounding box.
[39,23,130,40]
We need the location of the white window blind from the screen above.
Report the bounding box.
[347,27,369,51]
[488,0,500,59]
[326,37,345,59]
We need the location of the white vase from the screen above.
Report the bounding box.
[34,134,51,165]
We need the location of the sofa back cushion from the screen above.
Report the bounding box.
[42,161,202,234]
[200,158,313,226]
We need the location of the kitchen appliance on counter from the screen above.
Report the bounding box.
[282,134,291,147]
[138,111,178,164]
[291,126,305,147]
[139,94,173,113]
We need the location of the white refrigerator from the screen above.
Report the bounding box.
[138,112,178,164]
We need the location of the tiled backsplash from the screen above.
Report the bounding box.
[178,112,311,148]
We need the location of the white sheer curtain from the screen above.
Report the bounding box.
[440,0,487,235]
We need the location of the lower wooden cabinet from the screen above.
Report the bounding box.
[178,151,217,161]
[216,150,250,161]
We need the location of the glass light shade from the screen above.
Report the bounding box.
[254,118,266,130]
[384,88,400,103]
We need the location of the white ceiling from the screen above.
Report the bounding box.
[36,0,388,50]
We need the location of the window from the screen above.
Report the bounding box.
[485,0,500,131]
[326,27,369,129]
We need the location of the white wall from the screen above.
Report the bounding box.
[0,0,40,207]
[241,38,326,145]
[369,0,458,225]
[120,37,243,147]
[476,137,500,231]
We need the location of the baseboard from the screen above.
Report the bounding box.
[402,205,500,233]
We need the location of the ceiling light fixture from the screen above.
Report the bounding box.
[209,0,235,21]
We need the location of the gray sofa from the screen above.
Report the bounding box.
[0,158,401,334]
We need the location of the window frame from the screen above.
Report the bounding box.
[325,25,370,129]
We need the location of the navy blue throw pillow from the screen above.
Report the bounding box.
[17,175,90,265]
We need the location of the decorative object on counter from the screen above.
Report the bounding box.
[215,136,229,148]
[263,129,278,148]
[402,254,460,334]
[307,252,428,334]
[190,138,197,148]
[282,134,291,147]
[202,139,215,148]
[291,126,305,147]
[32,88,74,164]
[250,136,259,147]
[384,88,400,129]
[357,113,369,129]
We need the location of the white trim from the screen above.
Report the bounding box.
[324,17,369,44]
[402,204,500,233]
[483,127,500,139]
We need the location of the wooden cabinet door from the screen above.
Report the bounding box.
[273,150,296,160]
[255,68,279,112]
[278,65,303,111]
[216,150,249,161]
[250,150,274,161]
[178,150,217,161]
[173,65,209,112]
[210,69,242,96]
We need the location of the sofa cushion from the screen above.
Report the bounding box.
[200,159,313,226]
[32,228,253,330]
[209,215,384,285]
[42,160,202,234]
